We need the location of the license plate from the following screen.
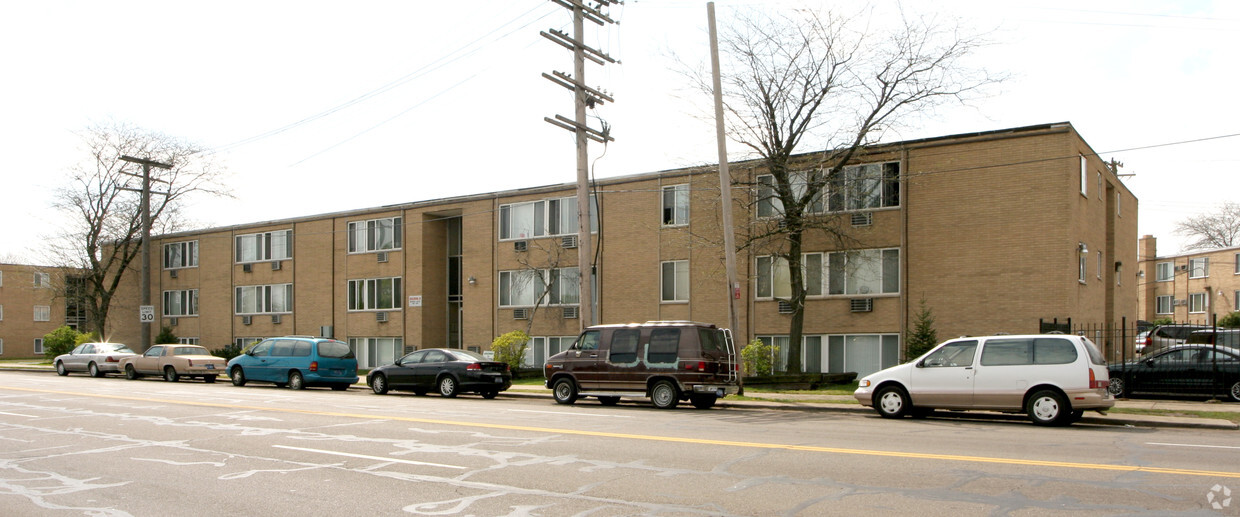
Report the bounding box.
[494,377,502,383]
[206,364,215,370]
[330,369,343,376]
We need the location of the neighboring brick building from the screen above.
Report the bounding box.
[106,122,1139,377]
[1137,236,1240,324]
[0,263,85,358]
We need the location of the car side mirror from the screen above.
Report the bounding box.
[1142,358,1155,367]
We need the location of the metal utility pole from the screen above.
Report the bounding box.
[708,2,741,336]
[119,155,172,351]
[542,0,618,328]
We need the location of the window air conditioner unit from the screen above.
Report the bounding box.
[1172,299,1186,306]
[271,314,282,324]
[242,315,253,325]
[513,241,528,252]
[851,212,873,227]
[513,308,530,320]
[271,261,282,271]
[777,219,789,229]
[850,298,874,312]
[562,306,579,319]
[242,263,252,273]
[169,269,178,278]
[377,251,389,263]
[1177,265,1188,271]
[376,311,389,322]
[562,235,578,249]
[777,300,794,314]
[169,317,178,327]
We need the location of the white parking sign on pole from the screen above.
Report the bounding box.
[139,305,155,324]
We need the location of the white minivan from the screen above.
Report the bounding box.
[854,334,1114,426]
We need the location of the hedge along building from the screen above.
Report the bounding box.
[105,122,1138,378]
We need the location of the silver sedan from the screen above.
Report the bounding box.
[54,342,137,377]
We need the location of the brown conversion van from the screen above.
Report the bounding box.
[543,321,741,409]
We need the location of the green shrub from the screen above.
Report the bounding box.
[906,298,939,360]
[154,326,178,345]
[741,339,779,377]
[43,326,86,361]
[1219,312,1240,328]
[491,330,530,371]
[1150,317,1175,326]
[213,343,244,361]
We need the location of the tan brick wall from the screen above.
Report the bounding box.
[0,264,77,357]
[1138,237,1240,324]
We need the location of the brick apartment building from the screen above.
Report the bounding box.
[102,122,1138,378]
[1138,236,1240,324]
[0,264,85,358]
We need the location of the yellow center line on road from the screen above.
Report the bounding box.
[7,385,1239,479]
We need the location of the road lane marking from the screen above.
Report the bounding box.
[508,409,631,418]
[5,385,1239,480]
[0,411,37,418]
[272,445,466,469]
[1147,442,1240,450]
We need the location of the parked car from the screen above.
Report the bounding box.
[854,334,1114,426]
[1137,324,1211,355]
[544,321,741,409]
[119,344,227,383]
[367,348,512,398]
[227,336,357,390]
[1185,329,1240,347]
[54,342,137,377]
[1107,344,1240,402]
[1132,330,1151,354]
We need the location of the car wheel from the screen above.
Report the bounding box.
[651,380,679,409]
[163,366,179,382]
[481,390,498,400]
[55,361,68,376]
[1027,390,1071,426]
[1107,376,1126,397]
[552,378,578,405]
[689,394,717,410]
[371,374,389,395]
[438,375,458,398]
[124,364,139,380]
[1228,380,1240,403]
[88,362,103,378]
[288,371,305,390]
[230,367,247,387]
[597,396,620,406]
[204,375,217,384]
[330,384,349,391]
[874,385,911,418]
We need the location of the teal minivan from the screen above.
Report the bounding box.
[227,336,358,391]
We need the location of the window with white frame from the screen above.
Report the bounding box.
[662,184,689,226]
[1116,191,1122,216]
[1079,155,1088,197]
[235,229,292,263]
[661,260,689,302]
[499,195,597,240]
[828,249,898,295]
[0,270,4,287]
[163,289,199,317]
[1189,292,1208,313]
[163,240,198,269]
[234,284,293,314]
[523,336,576,368]
[757,171,823,218]
[1096,251,1103,279]
[499,268,579,307]
[547,268,580,305]
[756,254,823,299]
[1235,253,1239,274]
[1096,173,1102,200]
[235,337,265,349]
[834,162,899,211]
[33,272,50,288]
[1155,295,1173,314]
[177,337,200,345]
[0,305,3,321]
[34,338,44,354]
[754,334,899,379]
[1079,255,1087,283]
[1156,262,1173,282]
[348,216,402,253]
[349,337,404,369]
[0,339,3,355]
[1189,257,1209,279]
[347,277,403,311]
[1235,290,1239,312]
[34,305,50,322]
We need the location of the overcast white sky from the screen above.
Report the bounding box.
[1,0,1236,264]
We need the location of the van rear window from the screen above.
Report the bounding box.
[317,340,354,359]
[698,328,725,352]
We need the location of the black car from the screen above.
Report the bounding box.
[367,348,512,398]
[1107,344,1240,402]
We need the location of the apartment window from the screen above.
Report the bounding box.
[0,305,3,321]
[833,162,899,211]
[348,216,402,253]
[1079,255,1087,283]
[523,336,577,368]
[661,260,689,302]
[34,305,50,322]
[177,338,200,345]
[163,289,199,317]
[1096,173,1102,200]
[349,337,403,369]
[1235,291,1239,312]
[1189,292,1208,313]
[33,272,50,288]
[1096,251,1103,280]
[662,184,689,226]
[347,277,403,311]
[1116,191,1122,216]
[757,171,824,218]
[163,240,198,269]
[235,337,265,349]
[547,268,580,305]
[499,195,597,240]
[1189,257,1209,279]
[1155,262,1174,282]
[1155,295,1173,315]
[756,254,822,299]
[0,339,3,355]
[234,284,293,314]
[1079,155,1088,197]
[0,270,4,287]
[828,249,899,295]
[235,229,292,263]
[498,268,579,307]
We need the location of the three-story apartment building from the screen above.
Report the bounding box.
[1138,236,1240,323]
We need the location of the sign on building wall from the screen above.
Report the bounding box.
[408,296,422,308]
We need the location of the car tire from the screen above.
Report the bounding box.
[1228,380,1240,403]
[651,380,679,409]
[288,371,305,390]
[204,375,217,384]
[1107,376,1127,397]
[874,385,911,418]
[55,361,68,376]
[88,362,103,378]
[164,366,179,382]
[689,394,717,410]
[552,378,578,405]
[330,384,349,391]
[481,390,498,400]
[597,396,620,406]
[371,374,389,395]
[413,389,428,396]
[230,367,247,387]
[1027,389,1071,426]
[124,364,139,380]
[438,375,458,398]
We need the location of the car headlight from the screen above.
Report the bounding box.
[857,379,871,388]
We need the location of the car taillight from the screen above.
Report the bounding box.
[1089,368,1109,390]
[106,356,119,363]
[467,363,481,371]
[683,361,707,372]
[309,361,319,372]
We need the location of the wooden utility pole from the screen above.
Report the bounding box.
[542,0,618,328]
[119,155,172,351]
[708,2,741,336]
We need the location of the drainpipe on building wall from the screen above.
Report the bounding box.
[900,149,909,361]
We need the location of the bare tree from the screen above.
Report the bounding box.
[682,8,1001,372]
[47,120,231,337]
[1174,201,1240,251]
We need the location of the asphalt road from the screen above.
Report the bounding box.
[1,371,1238,516]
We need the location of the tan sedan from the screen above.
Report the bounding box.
[119,344,227,383]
